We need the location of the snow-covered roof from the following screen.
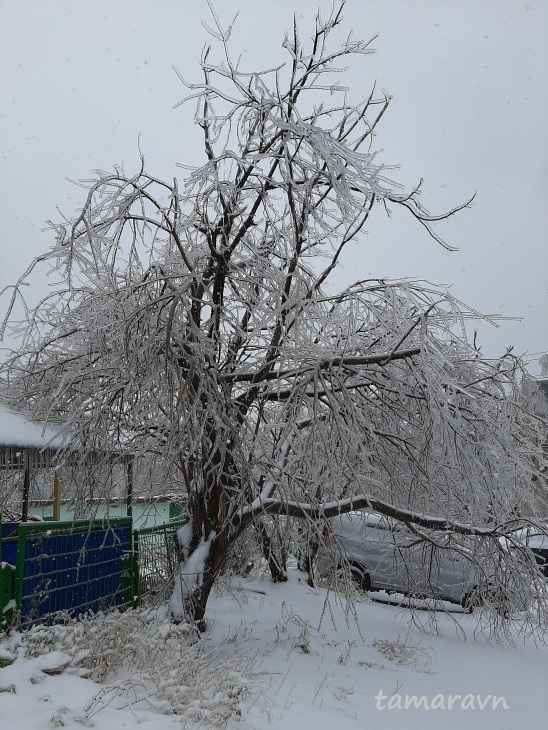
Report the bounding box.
[0,403,64,449]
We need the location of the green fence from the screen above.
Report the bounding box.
[133,518,186,604]
[0,515,15,631]
[0,508,188,631]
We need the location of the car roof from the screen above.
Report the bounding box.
[330,511,399,530]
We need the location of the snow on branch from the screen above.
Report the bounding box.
[242,493,518,538]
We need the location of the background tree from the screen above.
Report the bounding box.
[2,3,547,630]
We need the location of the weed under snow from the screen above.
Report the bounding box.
[4,607,261,726]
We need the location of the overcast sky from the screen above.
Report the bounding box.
[1,0,547,373]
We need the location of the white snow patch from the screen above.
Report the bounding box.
[0,403,64,448]
[176,517,193,559]
[169,531,215,620]
[1,569,547,728]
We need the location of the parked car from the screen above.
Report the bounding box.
[317,511,523,614]
[505,523,548,578]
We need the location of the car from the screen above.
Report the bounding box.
[505,523,548,578]
[317,511,523,614]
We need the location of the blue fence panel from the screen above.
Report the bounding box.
[1,538,17,568]
[16,518,133,627]
[1,522,19,569]
[1,522,19,540]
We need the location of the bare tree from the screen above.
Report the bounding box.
[1,3,547,631]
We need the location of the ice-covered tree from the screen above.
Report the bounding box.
[1,3,547,630]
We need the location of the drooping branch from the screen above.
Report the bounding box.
[222,346,421,383]
[239,492,532,539]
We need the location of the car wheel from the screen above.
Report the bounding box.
[349,562,371,592]
[462,585,509,618]
[462,587,481,613]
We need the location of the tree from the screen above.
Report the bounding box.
[1,3,547,631]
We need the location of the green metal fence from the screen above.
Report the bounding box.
[133,518,186,604]
[0,515,15,631]
[0,505,188,630]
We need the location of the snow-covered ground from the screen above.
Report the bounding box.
[1,569,547,729]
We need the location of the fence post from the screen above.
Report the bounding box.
[14,524,26,622]
[126,460,133,520]
[0,514,13,632]
[21,462,30,522]
[132,529,140,608]
[53,470,61,521]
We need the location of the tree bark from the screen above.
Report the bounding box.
[255,517,287,584]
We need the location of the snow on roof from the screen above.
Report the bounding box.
[0,403,64,449]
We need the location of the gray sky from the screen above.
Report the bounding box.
[1,0,547,373]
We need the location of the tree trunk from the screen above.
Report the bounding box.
[255,517,288,584]
[186,533,227,631]
[173,439,232,629]
[297,521,322,588]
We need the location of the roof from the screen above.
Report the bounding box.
[0,403,64,450]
